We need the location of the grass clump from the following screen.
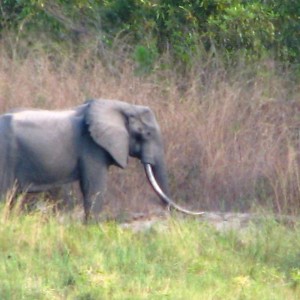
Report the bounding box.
[0,206,299,299]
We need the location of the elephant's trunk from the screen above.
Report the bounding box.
[144,163,204,216]
[141,142,169,198]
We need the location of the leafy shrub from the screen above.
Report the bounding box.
[1,0,300,68]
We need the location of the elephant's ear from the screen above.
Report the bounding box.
[85,100,129,168]
[139,107,160,130]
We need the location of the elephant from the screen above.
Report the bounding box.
[0,99,203,220]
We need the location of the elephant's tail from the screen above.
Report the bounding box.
[0,114,15,200]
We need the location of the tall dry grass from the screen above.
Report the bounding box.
[1,40,300,216]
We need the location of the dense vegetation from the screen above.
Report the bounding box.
[1,0,300,71]
[1,1,300,215]
[1,2,300,299]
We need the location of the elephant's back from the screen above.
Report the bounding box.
[10,109,75,123]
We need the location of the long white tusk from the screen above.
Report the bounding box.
[144,164,204,216]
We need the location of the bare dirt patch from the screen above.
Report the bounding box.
[120,210,299,232]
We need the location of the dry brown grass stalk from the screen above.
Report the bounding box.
[1,43,300,216]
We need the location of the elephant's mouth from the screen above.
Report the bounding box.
[144,164,204,216]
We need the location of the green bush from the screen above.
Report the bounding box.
[1,0,300,70]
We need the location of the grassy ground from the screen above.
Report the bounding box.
[0,206,300,299]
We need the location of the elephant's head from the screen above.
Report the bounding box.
[86,99,203,215]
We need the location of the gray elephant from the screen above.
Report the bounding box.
[0,99,202,220]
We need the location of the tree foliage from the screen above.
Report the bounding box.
[1,0,299,69]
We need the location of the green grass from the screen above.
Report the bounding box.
[0,208,300,299]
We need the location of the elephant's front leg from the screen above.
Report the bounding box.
[79,154,109,222]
